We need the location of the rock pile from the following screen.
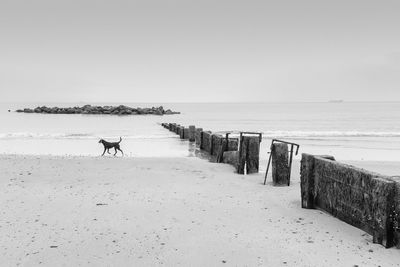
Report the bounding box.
[15,105,180,115]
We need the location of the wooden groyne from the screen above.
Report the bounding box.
[301,153,400,248]
[161,123,261,174]
[162,122,400,249]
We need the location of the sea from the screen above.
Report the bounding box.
[1,102,400,165]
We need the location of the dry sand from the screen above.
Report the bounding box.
[0,154,399,266]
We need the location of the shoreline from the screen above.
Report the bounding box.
[2,137,400,161]
[1,155,399,266]
[3,153,400,174]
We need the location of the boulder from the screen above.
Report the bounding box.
[154,109,163,115]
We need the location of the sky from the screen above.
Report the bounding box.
[0,0,399,103]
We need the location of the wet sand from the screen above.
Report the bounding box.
[0,155,399,266]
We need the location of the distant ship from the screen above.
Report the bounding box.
[328,99,344,103]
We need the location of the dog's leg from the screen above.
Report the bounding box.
[107,149,111,154]
[118,148,124,156]
[101,148,106,156]
[114,147,118,156]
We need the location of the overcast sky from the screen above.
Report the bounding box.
[1,0,399,103]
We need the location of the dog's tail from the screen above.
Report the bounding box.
[118,137,122,143]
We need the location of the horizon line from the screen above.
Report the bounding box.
[2,100,400,104]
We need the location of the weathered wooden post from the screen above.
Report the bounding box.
[264,139,300,185]
[175,124,180,135]
[179,126,184,137]
[392,177,400,248]
[210,134,225,162]
[246,136,261,174]
[179,126,185,139]
[210,134,216,154]
[200,131,206,149]
[271,143,290,186]
[183,127,189,140]
[300,154,335,208]
[237,134,261,174]
[188,125,196,142]
[195,128,203,146]
[213,134,239,163]
[237,138,247,174]
[209,133,240,164]
[179,127,183,138]
[227,138,239,151]
[211,134,222,157]
[201,131,213,153]
[300,153,316,208]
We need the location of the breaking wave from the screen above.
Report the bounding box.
[261,131,400,138]
[0,133,175,140]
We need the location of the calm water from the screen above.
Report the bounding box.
[1,102,400,162]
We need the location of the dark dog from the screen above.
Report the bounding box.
[98,137,124,156]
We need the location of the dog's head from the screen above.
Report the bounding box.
[98,139,104,144]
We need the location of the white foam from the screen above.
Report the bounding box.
[0,132,176,140]
[261,131,400,138]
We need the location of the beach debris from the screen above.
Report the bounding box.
[15,105,180,116]
[96,203,108,206]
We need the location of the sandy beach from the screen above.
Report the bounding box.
[2,0,400,265]
[1,154,399,266]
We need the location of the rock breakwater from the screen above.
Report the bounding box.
[16,105,180,115]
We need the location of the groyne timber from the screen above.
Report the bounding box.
[161,123,262,175]
[161,122,400,249]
